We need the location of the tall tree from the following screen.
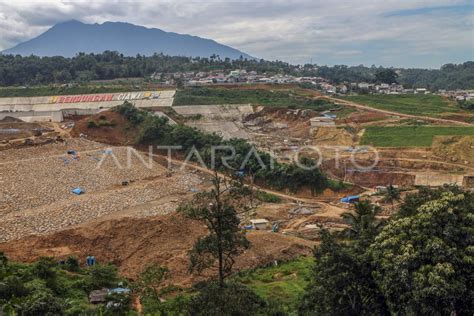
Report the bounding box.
[341,200,383,246]
[382,184,400,206]
[369,191,474,315]
[375,68,398,84]
[179,172,252,287]
[299,229,388,315]
[132,265,169,305]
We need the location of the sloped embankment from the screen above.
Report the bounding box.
[0,213,315,286]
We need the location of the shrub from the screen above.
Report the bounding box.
[98,119,116,127]
[87,264,119,290]
[86,120,98,128]
[187,281,266,316]
[64,256,80,273]
[21,291,65,316]
[112,101,145,125]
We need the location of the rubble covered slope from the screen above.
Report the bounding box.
[0,213,315,286]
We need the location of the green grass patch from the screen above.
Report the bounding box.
[255,191,282,203]
[342,94,460,117]
[174,87,337,110]
[361,126,474,147]
[233,256,313,310]
[328,179,353,191]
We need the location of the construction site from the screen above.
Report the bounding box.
[0,85,472,286]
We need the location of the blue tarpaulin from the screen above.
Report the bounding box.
[109,288,131,294]
[72,188,85,195]
[323,113,337,119]
[236,170,245,177]
[341,195,360,203]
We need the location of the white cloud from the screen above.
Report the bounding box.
[0,0,472,67]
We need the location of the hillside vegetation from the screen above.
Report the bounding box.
[234,256,313,311]
[0,52,472,90]
[0,255,127,315]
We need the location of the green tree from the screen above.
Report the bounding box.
[397,185,462,218]
[187,281,265,316]
[375,68,398,84]
[88,264,119,290]
[132,265,169,310]
[341,200,383,246]
[33,257,59,292]
[21,291,64,316]
[64,256,80,273]
[0,252,7,269]
[179,173,251,287]
[299,229,388,315]
[175,77,184,89]
[369,191,474,315]
[382,184,400,206]
[112,101,146,125]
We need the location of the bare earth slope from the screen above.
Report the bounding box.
[0,213,315,286]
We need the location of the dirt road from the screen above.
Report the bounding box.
[298,88,473,126]
[332,97,474,126]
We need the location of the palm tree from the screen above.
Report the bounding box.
[383,184,400,206]
[341,200,383,241]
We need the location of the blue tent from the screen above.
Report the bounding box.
[340,195,360,203]
[86,256,95,266]
[72,188,85,195]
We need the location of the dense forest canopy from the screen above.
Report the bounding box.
[0,51,472,90]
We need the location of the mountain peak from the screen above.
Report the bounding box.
[3,20,252,59]
[64,19,83,24]
[56,19,84,26]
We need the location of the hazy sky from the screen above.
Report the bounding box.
[1,0,473,68]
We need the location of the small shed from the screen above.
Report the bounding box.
[250,219,269,230]
[89,289,108,304]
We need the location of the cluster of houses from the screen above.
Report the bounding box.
[323,84,474,100]
[150,69,441,98]
[150,70,327,86]
[439,89,474,101]
[316,82,430,96]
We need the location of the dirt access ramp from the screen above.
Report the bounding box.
[0,213,315,287]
